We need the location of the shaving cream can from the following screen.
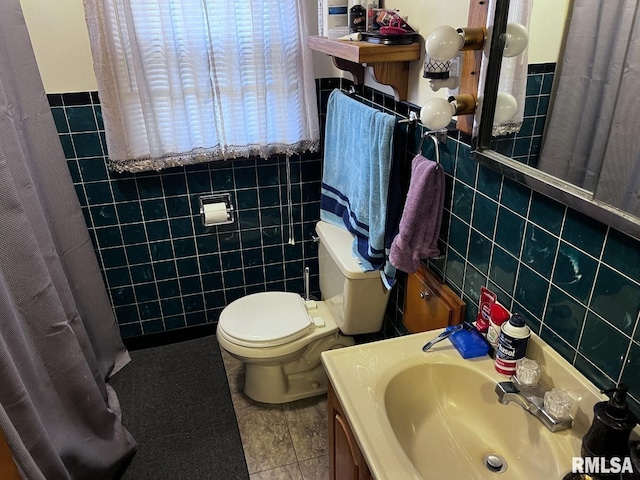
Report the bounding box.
[495,313,530,376]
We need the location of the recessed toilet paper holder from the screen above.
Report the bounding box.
[199,193,235,226]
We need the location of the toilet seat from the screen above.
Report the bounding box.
[218,292,313,347]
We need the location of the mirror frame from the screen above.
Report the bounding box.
[471,0,640,240]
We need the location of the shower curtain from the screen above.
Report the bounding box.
[538,0,640,217]
[0,1,136,478]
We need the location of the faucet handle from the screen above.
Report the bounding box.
[515,358,543,386]
[544,388,573,420]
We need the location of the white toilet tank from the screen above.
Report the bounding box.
[315,221,390,335]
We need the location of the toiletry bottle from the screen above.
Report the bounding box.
[581,384,638,459]
[349,0,366,33]
[486,302,510,351]
[494,313,530,376]
[476,286,496,333]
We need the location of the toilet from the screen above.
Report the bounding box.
[216,220,391,404]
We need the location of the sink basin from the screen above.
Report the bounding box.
[385,362,572,479]
[321,331,612,480]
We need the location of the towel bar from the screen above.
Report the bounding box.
[398,112,448,146]
[398,111,419,126]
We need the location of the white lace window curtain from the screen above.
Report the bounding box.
[83,0,320,173]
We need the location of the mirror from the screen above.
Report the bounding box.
[474,0,640,240]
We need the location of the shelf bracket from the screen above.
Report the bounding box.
[370,61,411,102]
[332,57,365,86]
[332,58,410,101]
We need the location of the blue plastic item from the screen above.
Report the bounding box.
[449,327,490,359]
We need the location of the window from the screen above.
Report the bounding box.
[84,0,319,172]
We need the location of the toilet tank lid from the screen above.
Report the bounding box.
[315,221,380,280]
[218,292,313,346]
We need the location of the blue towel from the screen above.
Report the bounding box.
[320,89,398,289]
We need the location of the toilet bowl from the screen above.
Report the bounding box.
[216,221,390,404]
[217,291,354,403]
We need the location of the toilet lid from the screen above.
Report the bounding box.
[218,292,313,346]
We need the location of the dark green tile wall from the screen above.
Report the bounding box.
[48,82,331,338]
[50,76,640,416]
[338,81,640,417]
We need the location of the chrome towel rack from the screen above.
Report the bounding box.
[398,111,448,145]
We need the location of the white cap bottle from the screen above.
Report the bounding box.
[494,313,531,376]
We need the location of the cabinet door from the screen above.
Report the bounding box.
[403,264,466,333]
[329,383,372,480]
[333,412,361,480]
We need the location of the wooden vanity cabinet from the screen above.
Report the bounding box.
[328,382,372,480]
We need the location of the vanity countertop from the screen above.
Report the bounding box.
[321,330,609,480]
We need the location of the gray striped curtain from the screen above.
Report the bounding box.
[538,0,640,217]
[0,0,136,477]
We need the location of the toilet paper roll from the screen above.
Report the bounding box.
[202,202,229,225]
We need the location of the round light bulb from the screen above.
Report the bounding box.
[494,92,518,124]
[420,98,455,130]
[503,23,529,58]
[425,25,463,62]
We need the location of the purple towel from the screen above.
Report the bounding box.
[389,154,445,273]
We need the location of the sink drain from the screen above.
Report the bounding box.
[483,453,508,474]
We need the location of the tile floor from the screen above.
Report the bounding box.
[220,348,330,480]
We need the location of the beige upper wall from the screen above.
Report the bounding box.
[19,0,339,93]
[380,0,469,105]
[529,0,569,64]
[20,0,98,93]
[381,0,567,105]
[20,0,566,101]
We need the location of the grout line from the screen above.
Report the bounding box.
[133,178,168,332]
[536,206,566,339]
[574,351,616,387]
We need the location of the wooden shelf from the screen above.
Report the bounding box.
[308,35,421,101]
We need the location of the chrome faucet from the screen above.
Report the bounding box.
[495,376,573,433]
